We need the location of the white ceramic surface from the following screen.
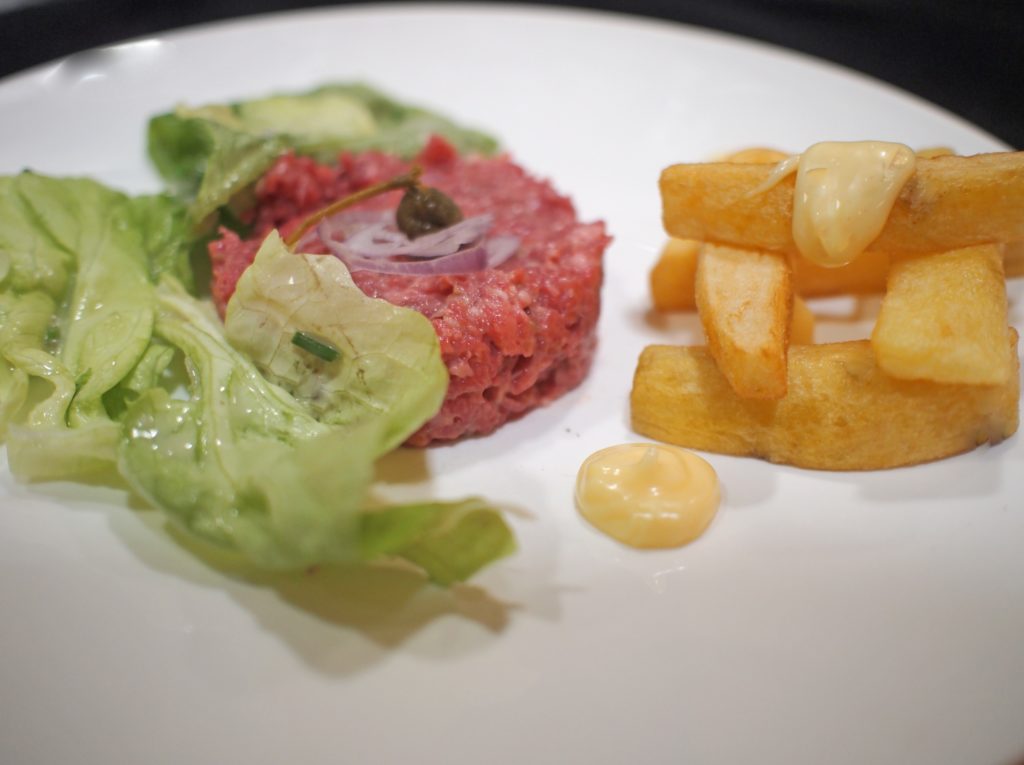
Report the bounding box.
[1,5,1021,765]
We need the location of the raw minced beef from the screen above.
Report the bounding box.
[209,135,609,445]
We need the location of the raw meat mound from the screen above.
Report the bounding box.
[209,136,609,445]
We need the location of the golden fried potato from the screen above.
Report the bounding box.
[789,248,890,298]
[695,243,792,399]
[650,238,700,312]
[651,239,889,310]
[872,244,1012,385]
[649,239,815,345]
[660,152,1024,256]
[652,238,1022,311]
[790,296,814,345]
[1005,241,1024,278]
[718,147,788,163]
[630,334,1019,470]
[915,147,954,158]
[649,149,787,313]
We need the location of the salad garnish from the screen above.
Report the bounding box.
[1,84,517,584]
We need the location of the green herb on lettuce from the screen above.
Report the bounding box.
[291,330,340,363]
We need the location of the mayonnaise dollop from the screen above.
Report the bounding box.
[575,443,720,548]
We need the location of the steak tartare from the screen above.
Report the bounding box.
[209,136,609,445]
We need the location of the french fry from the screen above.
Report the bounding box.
[695,243,791,399]
[916,147,954,158]
[650,149,788,313]
[872,244,1012,385]
[649,238,814,343]
[716,147,788,164]
[630,334,1020,471]
[650,238,700,312]
[789,248,890,298]
[653,239,1021,311]
[660,152,1024,256]
[790,296,814,345]
[652,239,891,311]
[1006,241,1024,278]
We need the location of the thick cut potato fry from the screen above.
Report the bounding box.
[660,152,1024,256]
[1006,241,1024,278]
[650,239,815,343]
[716,147,787,163]
[695,243,791,399]
[650,238,700,312]
[790,296,814,345]
[872,244,1012,385]
[630,335,1019,470]
[652,239,891,311]
[790,248,890,298]
[652,239,1020,311]
[650,150,787,313]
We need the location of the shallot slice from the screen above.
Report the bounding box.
[317,209,392,244]
[336,235,520,275]
[320,213,493,259]
[316,208,518,275]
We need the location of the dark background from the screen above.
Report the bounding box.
[2,0,1022,148]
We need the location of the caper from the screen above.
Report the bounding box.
[396,185,463,239]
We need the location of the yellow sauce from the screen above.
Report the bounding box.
[575,443,720,548]
[757,141,917,267]
[915,146,953,159]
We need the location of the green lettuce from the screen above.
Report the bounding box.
[121,278,512,575]
[0,172,190,479]
[148,82,499,228]
[0,171,514,582]
[224,231,447,453]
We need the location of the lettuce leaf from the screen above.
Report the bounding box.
[1,171,514,582]
[148,114,287,230]
[120,279,364,567]
[147,82,499,228]
[360,499,517,587]
[120,279,513,576]
[0,173,190,478]
[224,231,447,454]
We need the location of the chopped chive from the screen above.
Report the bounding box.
[291,331,340,362]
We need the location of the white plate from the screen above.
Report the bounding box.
[1,5,1021,765]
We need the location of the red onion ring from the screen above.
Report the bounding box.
[480,235,520,267]
[327,213,494,259]
[314,209,520,275]
[317,209,392,244]
[340,223,410,255]
[333,235,520,275]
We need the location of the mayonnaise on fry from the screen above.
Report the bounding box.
[755,141,917,267]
